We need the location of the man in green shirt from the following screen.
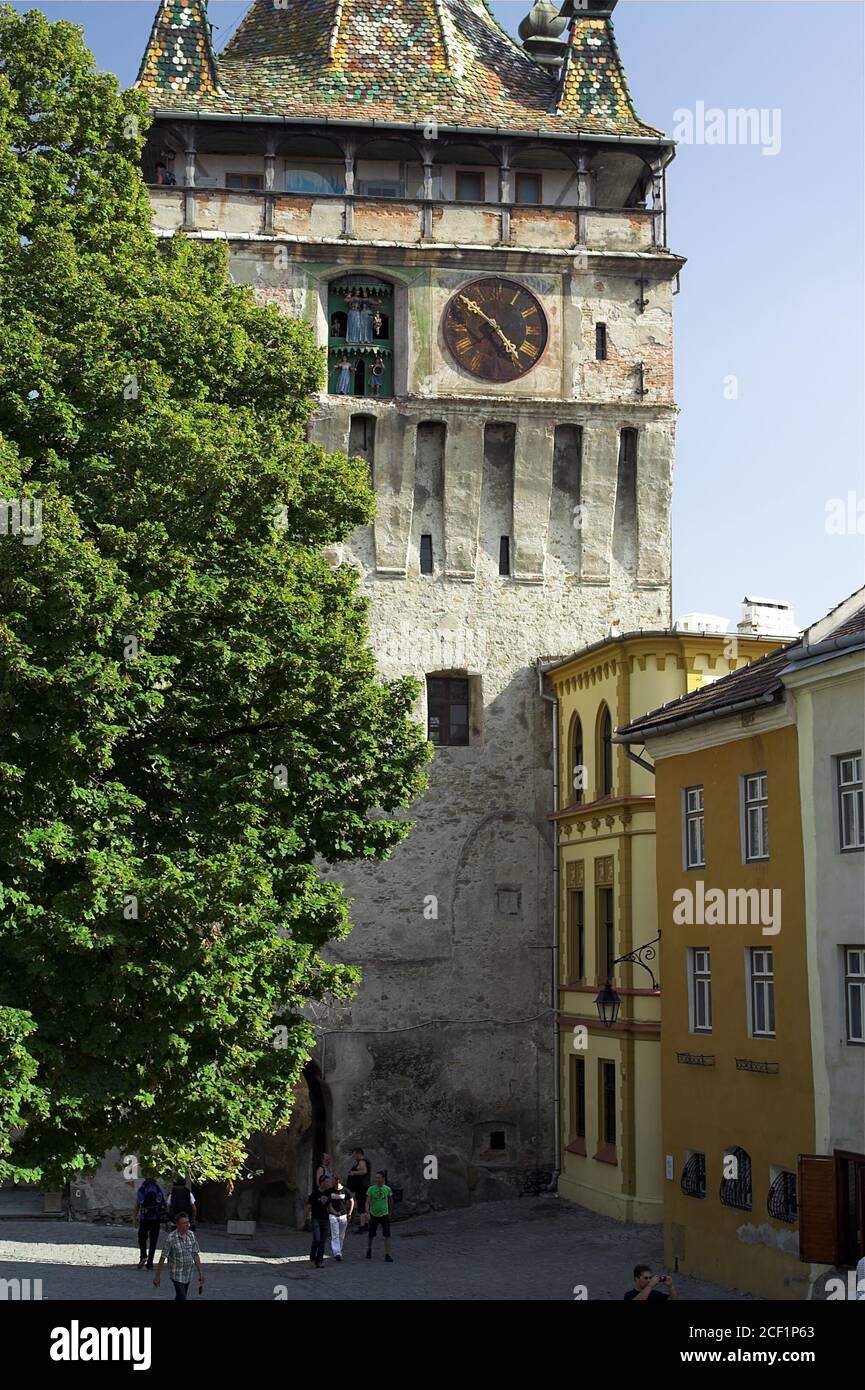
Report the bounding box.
[364,1171,394,1263]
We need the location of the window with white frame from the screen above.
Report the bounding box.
[689,948,712,1033]
[743,772,769,861]
[683,785,705,869]
[845,948,864,1043]
[838,753,864,851]
[749,947,775,1038]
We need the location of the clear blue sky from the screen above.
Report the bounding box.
[12,1,864,628]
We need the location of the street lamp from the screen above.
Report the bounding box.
[594,931,662,1028]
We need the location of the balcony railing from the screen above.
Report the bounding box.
[148,186,660,253]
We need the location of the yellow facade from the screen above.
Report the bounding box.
[548,631,775,1224]
[650,719,816,1299]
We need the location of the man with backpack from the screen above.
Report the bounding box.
[166,1176,197,1230]
[133,1175,166,1270]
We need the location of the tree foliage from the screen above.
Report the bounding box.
[0,6,429,1184]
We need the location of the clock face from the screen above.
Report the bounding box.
[442,277,549,383]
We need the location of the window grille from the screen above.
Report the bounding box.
[719,1146,752,1210]
[681,1151,706,1199]
[767,1170,797,1224]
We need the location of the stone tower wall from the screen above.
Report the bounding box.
[227,239,677,1206]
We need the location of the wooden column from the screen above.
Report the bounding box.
[342,140,355,239]
[498,142,512,244]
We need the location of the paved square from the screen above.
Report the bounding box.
[0,1198,756,1301]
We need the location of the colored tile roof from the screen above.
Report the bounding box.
[136,0,221,98]
[554,13,644,133]
[135,0,663,139]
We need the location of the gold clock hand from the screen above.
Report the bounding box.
[458,294,495,327]
[492,326,521,365]
[458,296,520,364]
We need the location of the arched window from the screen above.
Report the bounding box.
[572,717,584,804]
[327,276,393,399]
[599,705,613,798]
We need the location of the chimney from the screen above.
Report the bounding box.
[736,597,798,639]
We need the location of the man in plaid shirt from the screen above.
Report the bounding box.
[153,1213,205,1300]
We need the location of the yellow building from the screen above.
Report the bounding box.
[543,627,777,1225]
[617,640,817,1298]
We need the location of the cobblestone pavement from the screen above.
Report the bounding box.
[0,1195,756,1301]
[0,1197,757,1301]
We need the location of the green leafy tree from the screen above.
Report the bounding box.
[0,7,429,1186]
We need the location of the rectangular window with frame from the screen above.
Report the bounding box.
[601,1061,616,1146]
[838,753,864,851]
[426,676,469,747]
[597,885,614,984]
[226,172,264,191]
[743,772,769,861]
[514,172,542,205]
[845,947,865,1043]
[749,947,776,1038]
[595,323,607,360]
[683,785,705,869]
[689,948,712,1033]
[567,889,585,983]
[455,170,485,202]
[568,1056,586,1145]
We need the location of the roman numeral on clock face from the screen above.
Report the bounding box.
[444,278,548,380]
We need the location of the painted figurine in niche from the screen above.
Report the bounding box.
[370,356,385,396]
[345,297,373,343]
[334,356,353,394]
[372,311,383,338]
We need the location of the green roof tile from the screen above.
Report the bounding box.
[135,0,663,139]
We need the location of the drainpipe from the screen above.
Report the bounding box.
[537,661,560,1189]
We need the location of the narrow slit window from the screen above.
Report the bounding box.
[498,536,510,576]
[420,534,434,575]
[595,323,607,360]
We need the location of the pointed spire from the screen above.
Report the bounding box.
[554,1,655,135]
[135,0,221,100]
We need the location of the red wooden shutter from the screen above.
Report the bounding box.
[798,1155,839,1264]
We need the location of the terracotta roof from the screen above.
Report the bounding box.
[617,601,865,742]
[135,0,664,138]
[822,603,865,640]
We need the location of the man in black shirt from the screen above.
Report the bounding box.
[306,1177,332,1267]
[624,1263,678,1301]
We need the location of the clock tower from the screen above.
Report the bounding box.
[137,0,682,1212]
